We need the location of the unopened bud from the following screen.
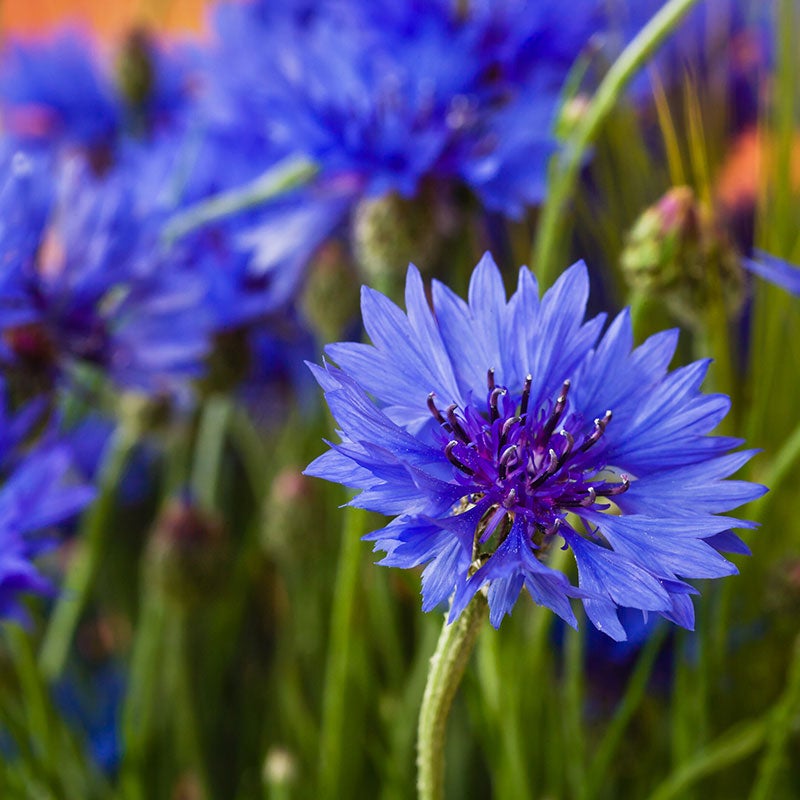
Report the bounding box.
[116,28,156,127]
[621,186,745,329]
[301,241,361,343]
[147,497,228,607]
[352,187,446,299]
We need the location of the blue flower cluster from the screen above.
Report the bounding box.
[308,255,765,638]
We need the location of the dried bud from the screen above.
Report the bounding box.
[621,186,745,329]
[147,498,228,607]
[198,328,252,396]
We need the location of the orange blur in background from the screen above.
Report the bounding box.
[1,0,208,37]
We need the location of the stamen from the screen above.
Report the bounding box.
[498,444,519,479]
[445,441,474,475]
[487,368,495,391]
[580,410,612,452]
[427,392,448,427]
[446,404,470,443]
[580,486,597,507]
[555,429,575,468]
[519,374,532,416]
[541,379,571,441]
[489,387,506,422]
[544,518,562,536]
[595,475,631,497]
[500,415,520,447]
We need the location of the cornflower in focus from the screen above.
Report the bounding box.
[307,254,765,639]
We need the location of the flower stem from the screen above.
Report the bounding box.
[39,423,138,680]
[532,0,700,287]
[417,593,487,800]
[318,503,370,799]
[162,155,318,244]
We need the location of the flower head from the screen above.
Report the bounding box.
[0,150,213,400]
[307,254,765,639]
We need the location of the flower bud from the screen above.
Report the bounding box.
[621,186,745,329]
[352,186,448,298]
[301,242,361,344]
[116,28,156,127]
[147,497,228,607]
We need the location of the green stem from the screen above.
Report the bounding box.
[417,593,487,800]
[39,423,138,680]
[749,633,800,800]
[162,155,318,244]
[190,395,233,512]
[585,625,668,799]
[318,504,370,799]
[532,0,700,287]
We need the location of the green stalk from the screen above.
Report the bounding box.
[749,634,800,800]
[532,0,700,287]
[190,395,233,512]
[318,504,370,799]
[162,155,318,244]
[584,625,668,799]
[39,423,139,680]
[417,594,487,800]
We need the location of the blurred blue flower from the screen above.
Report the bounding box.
[0,30,120,152]
[307,254,765,639]
[0,27,197,160]
[54,661,125,775]
[0,383,94,620]
[196,0,602,277]
[0,151,213,400]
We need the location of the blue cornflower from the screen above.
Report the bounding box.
[0,29,120,152]
[0,150,213,400]
[197,0,600,238]
[306,254,765,639]
[0,27,196,160]
[0,384,94,620]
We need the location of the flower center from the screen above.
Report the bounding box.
[428,369,630,552]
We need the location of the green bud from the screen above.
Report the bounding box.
[301,242,361,344]
[116,28,156,125]
[352,187,448,298]
[621,186,745,330]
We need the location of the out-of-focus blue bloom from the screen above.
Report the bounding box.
[0,151,213,400]
[0,27,197,159]
[195,0,602,277]
[54,661,125,775]
[307,254,765,639]
[0,383,94,620]
[0,30,119,152]
[745,252,800,296]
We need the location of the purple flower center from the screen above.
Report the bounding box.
[428,369,630,557]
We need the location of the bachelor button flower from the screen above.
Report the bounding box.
[306,254,765,639]
[0,151,213,401]
[196,0,602,280]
